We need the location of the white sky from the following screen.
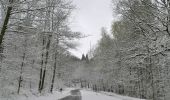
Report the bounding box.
[69,0,113,58]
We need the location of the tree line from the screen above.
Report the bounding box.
[72,0,170,100]
[0,0,81,97]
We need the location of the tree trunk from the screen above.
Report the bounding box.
[0,45,3,71]
[39,34,52,92]
[147,45,156,100]
[0,0,13,46]
[38,37,45,93]
[50,52,57,93]
[17,52,26,94]
[29,60,35,92]
[167,0,170,36]
[40,67,46,91]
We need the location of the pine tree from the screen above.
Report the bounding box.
[81,54,86,61]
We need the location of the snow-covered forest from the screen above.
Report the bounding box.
[1,0,170,100]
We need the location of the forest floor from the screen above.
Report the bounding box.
[0,88,145,100]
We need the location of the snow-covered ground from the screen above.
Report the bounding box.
[0,88,74,100]
[0,88,145,100]
[81,89,145,100]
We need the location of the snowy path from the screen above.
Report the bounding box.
[59,89,144,100]
[81,90,121,100]
[59,89,82,100]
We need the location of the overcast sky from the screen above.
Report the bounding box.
[70,0,113,58]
